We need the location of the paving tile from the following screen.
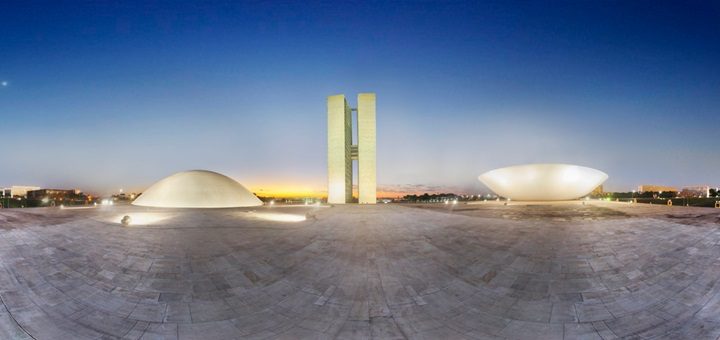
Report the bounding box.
[575,302,614,322]
[563,322,602,340]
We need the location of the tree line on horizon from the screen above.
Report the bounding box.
[400,193,476,202]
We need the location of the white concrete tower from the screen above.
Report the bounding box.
[327,93,377,204]
[327,95,353,204]
[357,93,377,204]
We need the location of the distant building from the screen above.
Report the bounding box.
[27,189,76,199]
[112,192,139,201]
[1,186,41,197]
[27,189,87,207]
[638,185,678,193]
[679,185,711,198]
[590,185,603,196]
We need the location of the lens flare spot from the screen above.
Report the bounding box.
[113,213,173,226]
[249,212,307,222]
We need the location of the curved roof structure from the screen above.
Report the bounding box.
[132,170,262,208]
[479,163,608,201]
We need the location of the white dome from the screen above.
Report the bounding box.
[479,164,608,201]
[132,170,262,208]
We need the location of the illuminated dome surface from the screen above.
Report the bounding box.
[479,163,608,201]
[132,170,262,208]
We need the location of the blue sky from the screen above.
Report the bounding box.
[1,1,719,195]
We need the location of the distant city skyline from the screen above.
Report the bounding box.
[2,1,719,196]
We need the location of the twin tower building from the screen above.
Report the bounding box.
[327,93,376,204]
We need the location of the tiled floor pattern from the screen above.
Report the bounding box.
[0,203,719,339]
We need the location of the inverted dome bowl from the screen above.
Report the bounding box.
[132,170,262,208]
[478,164,608,201]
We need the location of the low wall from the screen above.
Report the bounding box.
[634,197,719,208]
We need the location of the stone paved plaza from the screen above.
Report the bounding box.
[1,202,720,339]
